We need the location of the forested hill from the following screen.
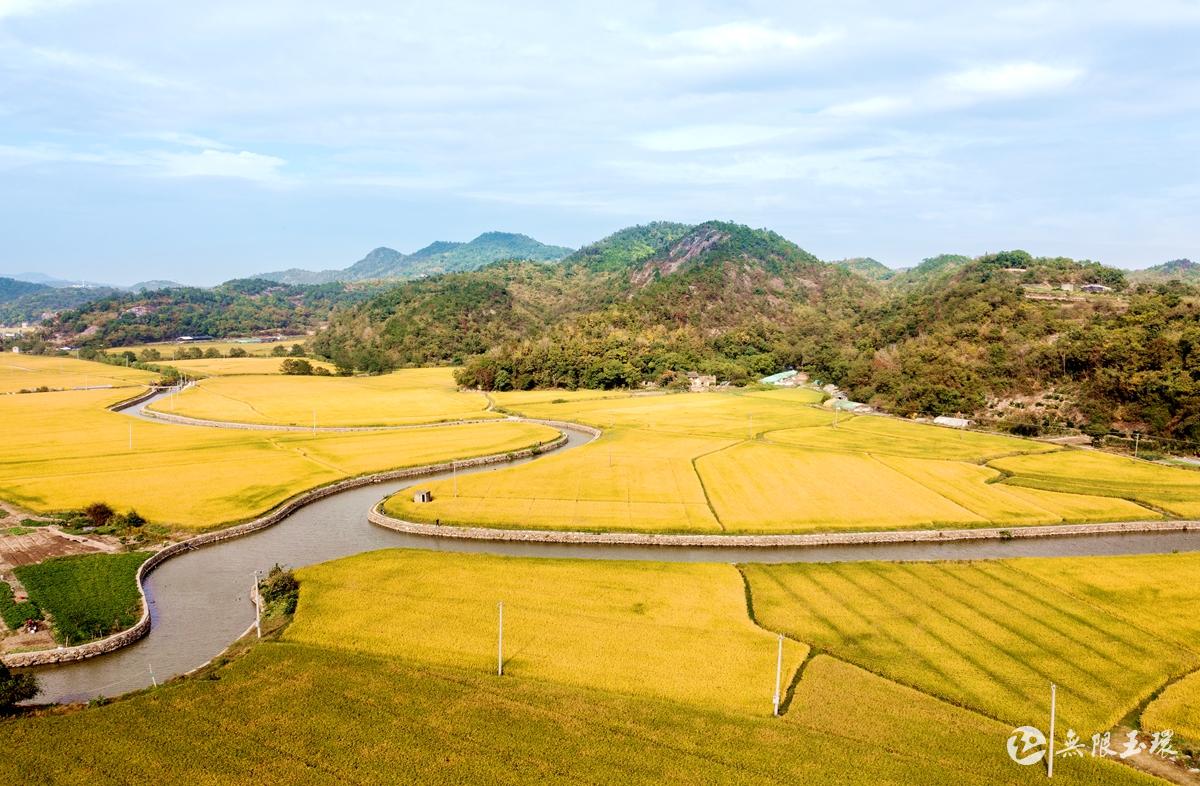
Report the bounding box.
[42,279,381,346]
[312,223,1200,442]
[254,232,574,285]
[0,277,123,325]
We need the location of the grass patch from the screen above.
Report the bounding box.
[13,552,150,644]
[0,582,41,629]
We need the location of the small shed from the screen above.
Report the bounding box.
[413,489,433,503]
[759,370,798,386]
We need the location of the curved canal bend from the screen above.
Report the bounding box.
[29,388,1200,703]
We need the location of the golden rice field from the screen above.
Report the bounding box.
[0,548,1165,785]
[992,449,1200,517]
[0,379,556,529]
[0,641,1150,785]
[288,550,806,715]
[388,388,1182,534]
[150,367,499,426]
[119,337,307,357]
[1143,671,1200,744]
[165,357,336,376]
[0,354,158,393]
[744,551,1200,733]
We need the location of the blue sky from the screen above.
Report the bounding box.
[1,0,1197,285]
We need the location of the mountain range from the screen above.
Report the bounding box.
[252,231,574,285]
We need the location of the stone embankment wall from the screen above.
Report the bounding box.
[1,429,570,668]
[368,511,1194,548]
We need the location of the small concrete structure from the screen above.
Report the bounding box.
[687,372,717,392]
[1080,284,1112,293]
[933,416,971,429]
[413,489,433,503]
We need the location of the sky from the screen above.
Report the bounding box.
[0,1,1197,285]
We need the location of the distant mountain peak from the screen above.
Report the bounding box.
[252,232,573,285]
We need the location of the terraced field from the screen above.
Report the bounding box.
[387,388,1182,534]
[0,361,557,529]
[151,367,498,426]
[120,338,305,357]
[0,354,157,393]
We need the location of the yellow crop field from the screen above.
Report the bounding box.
[744,553,1200,732]
[120,337,307,357]
[499,388,834,437]
[385,429,727,531]
[288,549,806,715]
[0,354,157,393]
[991,449,1200,516]
[165,357,336,376]
[0,387,557,528]
[1143,672,1200,743]
[384,387,1168,534]
[765,412,1054,461]
[786,655,1139,785]
[0,643,1150,785]
[150,367,498,426]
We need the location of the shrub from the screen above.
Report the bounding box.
[83,502,115,527]
[259,564,299,616]
[229,347,247,358]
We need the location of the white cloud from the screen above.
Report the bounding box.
[657,21,840,56]
[152,149,286,182]
[821,96,913,118]
[634,124,791,152]
[942,62,1084,97]
[0,0,82,19]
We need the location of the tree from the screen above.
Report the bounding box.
[203,347,221,358]
[289,344,306,357]
[279,358,314,375]
[271,345,289,357]
[0,663,38,712]
[228,347,247,358]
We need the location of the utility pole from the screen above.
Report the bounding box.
[772,634,783,717]
[1133,433,1140,458]
[148,662,157,687]
[497,601,504,676]
[832,405,839,429]
[252,572,262,639]
[1048,682,1057,778]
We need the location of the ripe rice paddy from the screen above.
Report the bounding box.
[288,550,806,715]
[388,388,1179,534]
[743,551,1200,733]
[165,357,336,376]
[0,548,1169,785]
[0,385,557,529]
[0,354,158,394]
[151,367,499,426]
